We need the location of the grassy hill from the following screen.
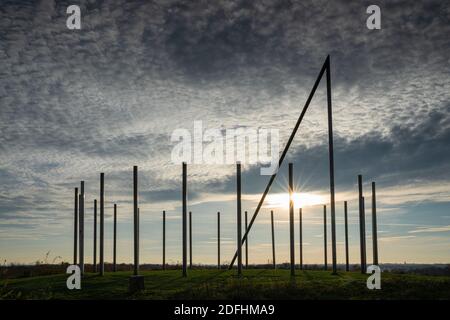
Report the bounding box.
[1,269,449,300]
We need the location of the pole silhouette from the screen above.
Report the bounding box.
[288,163,295,276]
[113,203,117,272]
[344,201,349,271]
[358,175,367,273]
[299,208,303,270]
[217,211,220,269]
[79,181,84,275]
[189,211,192,269]
[163,210,166,270]
[133,166,139,276]
[372,182,379,265]
[270,210,276,269]
[228,56,335,269]
[93,199,97,273]
[323,205,327,270]
[73,187,78,266]
[326,56,337,275]
[100,173,105,276]
[245,211,248,268]
[236,163,242,276]
[182,162,187,277]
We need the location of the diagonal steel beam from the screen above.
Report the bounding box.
[228,56,330,269]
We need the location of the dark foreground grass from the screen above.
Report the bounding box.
[1,269,449,300]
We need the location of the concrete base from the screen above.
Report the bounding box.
[129,275,145,293]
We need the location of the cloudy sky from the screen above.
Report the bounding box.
[0,0,449,265]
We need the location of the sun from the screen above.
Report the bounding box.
[265,192,326,209]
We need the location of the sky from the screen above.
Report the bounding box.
[0,0,449,265]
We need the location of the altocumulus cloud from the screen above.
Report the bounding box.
[0,0,449,250]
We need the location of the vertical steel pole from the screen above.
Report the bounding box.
[358,175,366,273]
[79,182,84,275]
[217,211,220,269]
[372,182,379,265]
[182,162,187,277]
[323,205,327,270]
[326,56,337,275]
[163,210,166,270]
[93,199,97,273]
[245,211,248,268]
[189,211,192,269]
[344,201,349,272]
[100,173,105,276]
[113,204,117,272]
[237,163,242,276]
[271,210,276,269]
[74,187,78,266]
[133,166,139,276]
[299,208,303,270]
[362,196,367,272]
[288,163,295,276]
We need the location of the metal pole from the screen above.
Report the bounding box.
[228,57,329,269]
[79,181,84,275]
[288,163,295,276]
[93,199,97,273]
[163,210,166,270]
[113,203,117,272]
[245,211,248,268]
[189,211,192,269]
[271,210,276,269]
[344,201,349,271]
[362,196,367,272]
[100,173,105,276]
[236,163,242,275]
[372,182,379,265]
[182,162,187,277]
[299,208,303,270]
[326,56,337,275]
[133,166,139,276]
[324,204,327,271]
[74,187,78,266]
[217,211,220,269]
[358,175,366,273]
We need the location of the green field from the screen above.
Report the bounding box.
[1,269,449,300]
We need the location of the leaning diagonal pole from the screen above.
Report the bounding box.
[228,56,330,269]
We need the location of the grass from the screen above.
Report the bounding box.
[1,269,449,300]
